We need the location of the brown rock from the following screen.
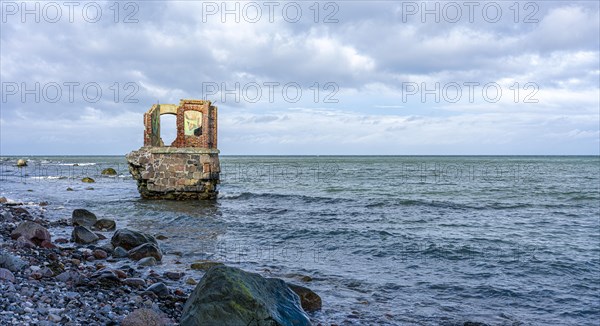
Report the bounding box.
[93,249,108,259]
[287,283,322,312]
[122,308,166,326]
[114,269,128,279]
[11,221,51,246]
[164,271,184,280]
[123,278,146,288]
[40,240,56,249]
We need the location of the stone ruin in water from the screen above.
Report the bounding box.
[126,99,220,200]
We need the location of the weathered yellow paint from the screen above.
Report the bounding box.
[159,104,178,115]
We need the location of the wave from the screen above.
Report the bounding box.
[364,198,543,211]
[29,176,67,180]
[219,191,349,204]
[55,163,97,166]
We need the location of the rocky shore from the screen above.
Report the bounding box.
[0,197,322,325]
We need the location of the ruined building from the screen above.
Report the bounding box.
[126,99,220,200]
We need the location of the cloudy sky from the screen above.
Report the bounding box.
[1,1,598,155]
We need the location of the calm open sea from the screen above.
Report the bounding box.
[1,156,598,325]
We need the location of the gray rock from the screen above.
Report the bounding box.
[56,271,82,284]
[71,226,99,244]
[113,246,129,258]
[72,209,97,227]
[128,243,162,261]
[146,282,169,298]
[10,221,51,246]
[180,266,311,326]
[0,268,16,282]
[0,250,28,271]
[48,314,62,322]
[137,257,157,266]
[111,228,158,250]
[94,218,116,231]
[92,270,121,286]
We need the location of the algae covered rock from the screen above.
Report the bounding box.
[101,168,118,175]
[180,265,311,326]
[190,260,223,271]
[81,177,95,183]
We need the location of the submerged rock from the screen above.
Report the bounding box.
[190,260,222,271]
[72,226,99,244]
[94,218,116,231]
[180,265,311,326]
[287,283,322,312]
[72,209,97,227]
[111,228,158,250]
[101,168,118,176]
[137,257,157,267]
[10,221,51,246]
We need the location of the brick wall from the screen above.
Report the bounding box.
[143,100,218,149]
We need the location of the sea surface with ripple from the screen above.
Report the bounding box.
[1,155,598,325]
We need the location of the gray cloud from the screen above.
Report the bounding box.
[0,1,598,155]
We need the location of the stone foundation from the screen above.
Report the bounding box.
[126,147,220,200]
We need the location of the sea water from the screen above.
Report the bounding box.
[0,156,598,325]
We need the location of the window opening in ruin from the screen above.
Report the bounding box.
[160,114,177,146]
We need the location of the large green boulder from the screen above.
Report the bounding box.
[180,266,311,326]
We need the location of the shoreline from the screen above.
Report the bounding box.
[0,199,191,325]
[0,196,322,325]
